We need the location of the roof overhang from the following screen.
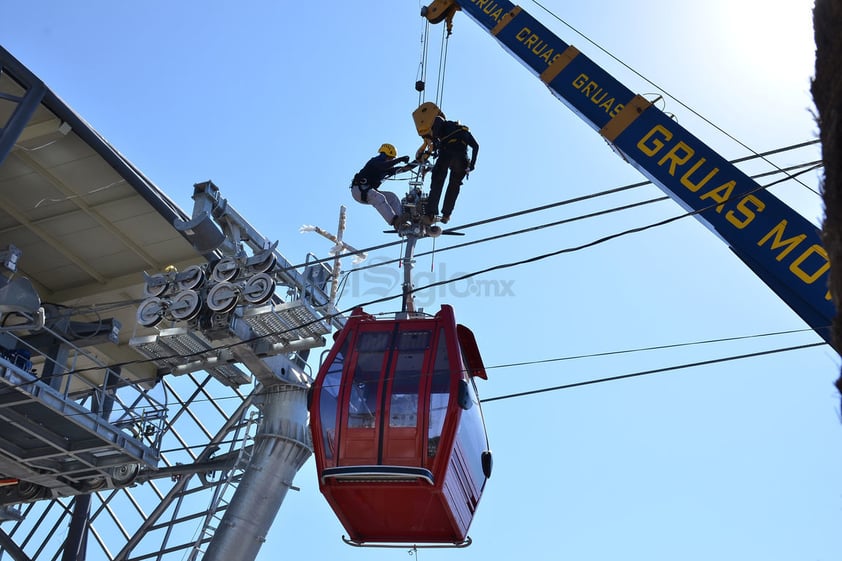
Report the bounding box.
[0,45,205,388]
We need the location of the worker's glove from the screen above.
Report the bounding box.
[398,155,410,164]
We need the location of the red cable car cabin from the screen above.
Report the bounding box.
[309,305,492,546]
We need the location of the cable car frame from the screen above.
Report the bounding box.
[309,300,492,546]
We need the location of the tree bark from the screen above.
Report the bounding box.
[813,0,842,402]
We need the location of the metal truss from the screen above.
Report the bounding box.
[1,371,259,561]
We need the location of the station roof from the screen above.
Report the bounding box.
[0,45,204,387]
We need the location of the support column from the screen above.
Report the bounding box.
[202,382,312,561]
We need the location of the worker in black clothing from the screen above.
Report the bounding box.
[424,116,478,224]
[350,143,414,227]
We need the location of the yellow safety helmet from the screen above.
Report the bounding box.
[378,143,397,158]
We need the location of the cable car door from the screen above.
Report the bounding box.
[339,325,433,468]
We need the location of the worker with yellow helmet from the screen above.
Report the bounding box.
[350,143,416,228]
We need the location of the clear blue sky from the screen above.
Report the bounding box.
[2,1,839,560]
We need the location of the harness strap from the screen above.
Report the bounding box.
[351,180,372,203]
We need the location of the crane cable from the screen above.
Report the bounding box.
[416,17,430,106]
[415,11,449,107]
[406,18,452,277]
[434,25,449,108]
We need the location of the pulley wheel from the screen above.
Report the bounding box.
[250,252,277,274]
[15,481,45,500]
[143,274,168,297]
[178,265,206,290]
[168,290,202,321]
[211,257,239,283]
[242,273,275,305]
[137,297,165,327]
[109,463,139,486]
[207,282,239,313]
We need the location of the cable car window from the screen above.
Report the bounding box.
[389,330,431,428]
[457,375,488,490]
[318,339,348,461]
[427,328,450,457]
[348,331,390,429]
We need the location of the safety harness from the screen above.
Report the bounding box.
[436,121,471,153]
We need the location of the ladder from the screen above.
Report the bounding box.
[187,409,260,560]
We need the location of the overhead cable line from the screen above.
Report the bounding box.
[316,162,823,335]
[345,194,670,277]
[60,148,818,318]
[405,159,823,259]
[62,161,826,379]
[730,139,821,164]
[53,151,822,319]
[291,141,823,273]
[332,156,822,283]
[481,341,826,403]
[57,159,824,377]
[42,154,825,386]
[20,330,825,423]
[483,327,819,371]
[46,149,824,376]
